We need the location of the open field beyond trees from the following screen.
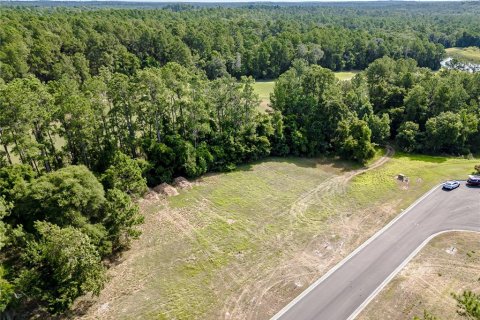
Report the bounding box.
[252,81,275,112]
[2,3,480,317]
[334,71,360,81]
[76,152,477,320]
[253,71,359,112]
[445,47,480,64]
[358,232,480,320]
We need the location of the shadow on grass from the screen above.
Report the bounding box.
[395,152,448,164]
[194,154,370,182]
[233,156,359,172]
[194,156,358,182]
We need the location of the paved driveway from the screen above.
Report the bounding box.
[273,182,480,320]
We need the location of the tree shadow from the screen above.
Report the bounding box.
[396,153,448,163]
[234,156,358,172]
[192,156,361,183]
[64,299,96,319]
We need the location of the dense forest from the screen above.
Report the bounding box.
[0,2,480,317]
[273,58,480,159]
[1,1,480,82]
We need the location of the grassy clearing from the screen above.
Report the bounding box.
[358,232,480,320]
[252,70,359,112]
[78,152,477,320]
[252,80,275,101]
[349,152,476,208]
[253,80,275,112]
[334,70,360,81]
[446,47,480,64]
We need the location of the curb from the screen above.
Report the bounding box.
[271,183,442,320]
[346,229,480,320]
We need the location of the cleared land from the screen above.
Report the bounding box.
[275,181,480,320]
[445,47,480,64]
[358,232,480,320]
[75,152,477,320]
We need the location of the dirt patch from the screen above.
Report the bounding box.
[259,100,272,113]
[173,176,193,190]
[143,190,159,201]
[153,183,179,197]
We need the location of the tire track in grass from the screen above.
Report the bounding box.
[222,147,395,320]
[289,146,394,220]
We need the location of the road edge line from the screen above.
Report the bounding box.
[270,183,442,320]
[346,229,480,320]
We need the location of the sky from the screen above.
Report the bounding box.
[5,0,471,2]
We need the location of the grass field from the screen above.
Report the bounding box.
[358,231,480,320]
[253,80,275,112]
[77,152,477,320]
[334,70,360,81]
[446,47,480,64]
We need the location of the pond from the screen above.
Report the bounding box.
[440,57,480,73]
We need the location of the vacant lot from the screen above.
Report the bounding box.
[358,232,480,320]
[76,152,477,320]
[446,47,480,64]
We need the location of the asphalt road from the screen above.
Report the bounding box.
[272,182,480,320]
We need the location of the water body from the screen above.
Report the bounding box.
[440,57,480,73]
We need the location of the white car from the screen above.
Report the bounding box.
[443,180,460,190]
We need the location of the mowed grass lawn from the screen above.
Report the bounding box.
[79,152,478,320]
[446,47,480,64]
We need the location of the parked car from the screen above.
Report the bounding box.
[443,180,460,190]
[467,175,480,186]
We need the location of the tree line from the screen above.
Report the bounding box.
[271,58,480,160]
[0,63,272,316]
[0,3,480,317]
[2,2,480,82]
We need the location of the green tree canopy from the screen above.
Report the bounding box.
[18,221,106,312]
[102,151,148,197]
